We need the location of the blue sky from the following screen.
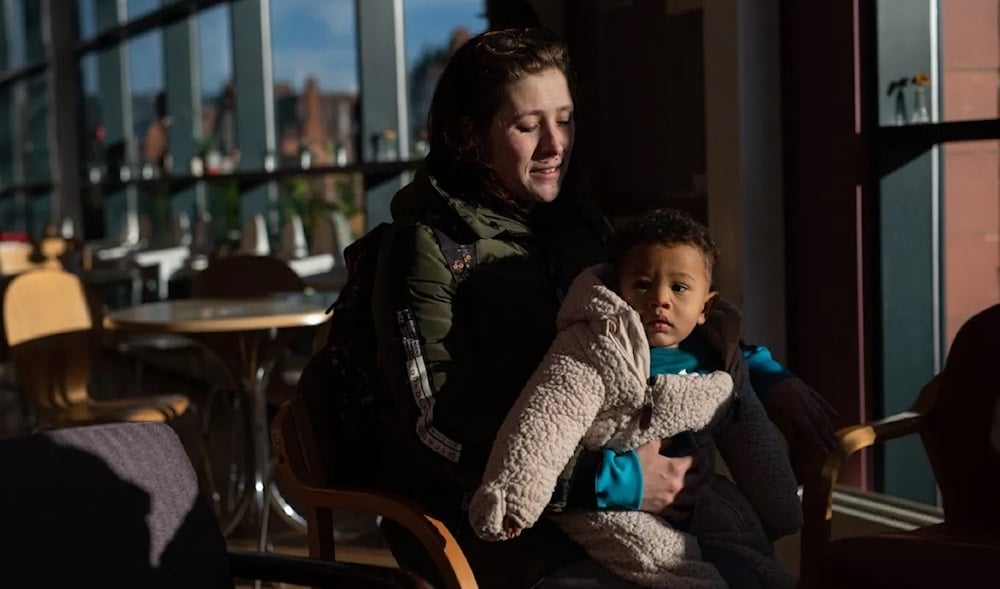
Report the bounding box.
[266,0,486,93]
[120,0,486,96]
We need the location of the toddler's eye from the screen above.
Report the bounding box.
[671,284,688,293]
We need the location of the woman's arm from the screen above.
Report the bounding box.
[740,342,839,480]
[714,388,803,540]
[740,343,838,455]
[372,223,501,489]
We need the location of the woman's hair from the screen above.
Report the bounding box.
[426,28,574,212]
[612,209,720,283]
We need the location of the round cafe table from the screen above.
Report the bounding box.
[105,294,332,546]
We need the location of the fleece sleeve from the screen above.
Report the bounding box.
[469,331,607,540]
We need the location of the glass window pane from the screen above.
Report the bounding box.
[942,140,1000,346]
[127,0,160,21]
[0,86,13,185]
[77,0,97,40]
[878,147,938,505]
[940,1,1000,122]
[22,76,49,184]
[27,192,50,238]
[130,30,165,167]
[876,137,1000,505]
[879,0,1000,125]
[270,0,359,174]
[7,0,25,69]
[129,30,167,245]
[77,0,121,39]
[404,0,486,156]
[22,0,43,63]
[198,4,236,171]
[81,53,102,172]
[0,196,23,231]
[275,172,364,254]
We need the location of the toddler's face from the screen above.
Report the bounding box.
[616,243,717,348]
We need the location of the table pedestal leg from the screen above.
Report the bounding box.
[191,328,305,547]
[249,355,278,551]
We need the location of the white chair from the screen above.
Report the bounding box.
[279,214,308,260]
[239,214,270,256]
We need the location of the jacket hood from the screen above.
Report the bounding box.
[391,165,604,243]
[556,263,636,331]
[390,167,525,240]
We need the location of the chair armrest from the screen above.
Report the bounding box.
[800,374,941,587]
[227,548,419,588]
[281,483,478,589]
[803,411,925,523]
[271,399,478,589]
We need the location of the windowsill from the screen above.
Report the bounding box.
[775,485,945,578]
[830,485,944,530]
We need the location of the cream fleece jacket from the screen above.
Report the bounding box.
[469,264,801,588]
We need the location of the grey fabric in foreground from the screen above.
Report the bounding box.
[0,421,232,589]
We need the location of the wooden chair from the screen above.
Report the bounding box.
[271,396,478,589]
[800,304,1000,588]
[0,242,39,276]
[2,268,189,426]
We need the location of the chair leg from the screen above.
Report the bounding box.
[258,480,272,553]
[251,482,273,589]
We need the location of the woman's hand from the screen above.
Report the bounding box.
[635,438,713,521]
[765,376,839,479]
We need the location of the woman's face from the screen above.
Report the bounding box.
[485,68,575,208]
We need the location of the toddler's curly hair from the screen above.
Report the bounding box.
[612,209,720,283]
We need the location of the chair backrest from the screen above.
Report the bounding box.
[310,211,353,266]
[271,397,479,589]
[923,303,1000,529]
[279,213,308,259]
[192,255,305,299]
[0,422,232,588]
[173,211,193,247]
[121,209,141,246]
[239,213,270,255]
[2,269,97,409]
[192,212,215,254]
[0,242,37,275]
[37,236,68,268]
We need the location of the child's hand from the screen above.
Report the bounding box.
[502,516,523,539]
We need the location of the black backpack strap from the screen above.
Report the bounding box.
[432,227,477,284]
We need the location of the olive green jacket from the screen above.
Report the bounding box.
[372,169,611,586]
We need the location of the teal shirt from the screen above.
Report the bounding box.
[594,338,792,510]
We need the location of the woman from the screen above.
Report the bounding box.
[372,28,834,588]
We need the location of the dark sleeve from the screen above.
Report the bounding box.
[372,223,502,490]
[547,447,601,511]
[740,342,795,405]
